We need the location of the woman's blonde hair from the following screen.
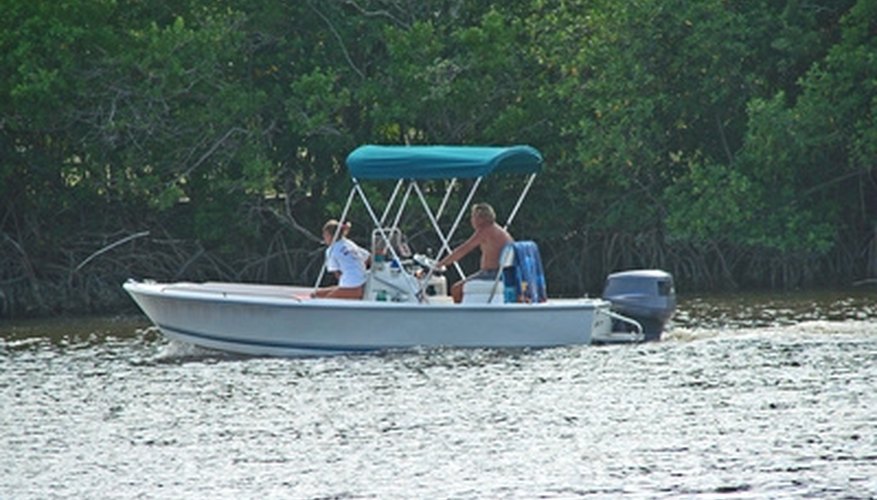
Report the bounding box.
[322,219,351,239]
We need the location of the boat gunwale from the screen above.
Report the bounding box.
[124,281,609,312]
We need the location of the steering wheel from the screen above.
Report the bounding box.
[412,253,445,273]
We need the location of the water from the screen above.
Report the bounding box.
[1,291,875,499]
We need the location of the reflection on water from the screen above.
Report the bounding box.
[673,288,876,328]
[1,290,875,498]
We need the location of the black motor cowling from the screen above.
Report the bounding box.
[602,270,676,341]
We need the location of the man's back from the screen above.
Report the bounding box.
[476,222,514,271]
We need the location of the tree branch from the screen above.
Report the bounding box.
[308,1,365,79]
[73,231,151,274]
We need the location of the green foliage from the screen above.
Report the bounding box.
[666,0,874,256]
[372,7,537,144]
[665,160,754,243]
[1,0,876,311]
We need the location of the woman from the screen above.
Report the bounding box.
[313,219,370,299]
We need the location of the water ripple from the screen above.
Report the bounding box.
[1,293,876,498]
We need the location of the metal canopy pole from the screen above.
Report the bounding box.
[435,178,457,222]
[354,182,404,267]
[379,179,405,227]
[412,182,458,279]
[390,181,415,234]
[503,173,537,231]
[432,176,483,280]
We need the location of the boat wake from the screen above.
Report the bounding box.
[138,329,245,364]
[663,318,876,343]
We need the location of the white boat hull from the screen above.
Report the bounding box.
[124,281,615,357]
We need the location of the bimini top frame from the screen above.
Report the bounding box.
[314,145,543,299]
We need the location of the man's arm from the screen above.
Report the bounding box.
[438,230,483,268]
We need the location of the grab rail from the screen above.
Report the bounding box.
[606,310,644,337]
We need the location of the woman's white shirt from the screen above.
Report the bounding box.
[325,238,369,287]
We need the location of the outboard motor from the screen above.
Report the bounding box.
[602,270,676,341]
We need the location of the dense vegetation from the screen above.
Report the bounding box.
[2,0,875,317]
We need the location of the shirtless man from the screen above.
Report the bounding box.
[437,203,514,303]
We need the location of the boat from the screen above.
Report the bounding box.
[124,145,676,357]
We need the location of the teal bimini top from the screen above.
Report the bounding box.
[346,145,543,180]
